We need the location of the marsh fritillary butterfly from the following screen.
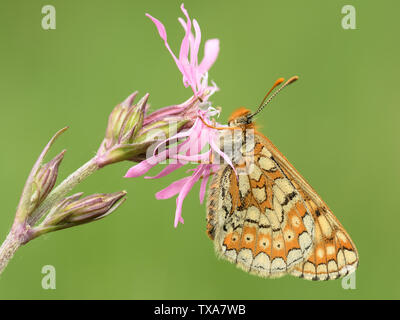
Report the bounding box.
[205,77,359,280]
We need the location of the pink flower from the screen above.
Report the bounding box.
[125,4,230,227]
[146,4,219,97]
[125,107,234,227]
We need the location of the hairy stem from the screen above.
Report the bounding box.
[0,231,23,275]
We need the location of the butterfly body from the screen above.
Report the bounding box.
[206,107,359,281]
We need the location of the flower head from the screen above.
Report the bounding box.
[125,4,232,227]
[125,106,234,227]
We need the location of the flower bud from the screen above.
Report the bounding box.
[96,93,148,167]
[15,128,67,223]
[96,92,199,166]
[30,150,65,210]
[28,191,126,240]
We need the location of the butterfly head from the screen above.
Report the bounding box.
[227,76,299,129]
[228,107,253,127]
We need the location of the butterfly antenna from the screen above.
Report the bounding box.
[249,76,299,120]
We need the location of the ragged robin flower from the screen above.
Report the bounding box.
[125,4,234,227]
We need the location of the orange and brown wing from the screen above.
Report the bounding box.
[256,132,359,280]
[206,141,315,278]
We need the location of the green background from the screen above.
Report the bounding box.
[0,0,398,299]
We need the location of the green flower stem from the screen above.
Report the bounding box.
[0,157,100,276]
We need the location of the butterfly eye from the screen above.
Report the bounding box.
[230,116,249,126]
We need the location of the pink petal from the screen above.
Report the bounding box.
[176,198,184,224]
[174,166,203,227]
[178,4,191,63]
[170,151,211,163]
[152,125,194,157]
[178,17,197,75]
[178,17,194,46]
[124,149,169,178]
[143,103,186,126]
[209,132,237,175]
[191,19,201,67]
[124,160,156,178]
[146,13,187,83]
[199,165,211,204]
[182,70,197,95]
[145,163,183,179]
[199,39,220,75]
[145,14,167,40]
[155,176,190,200]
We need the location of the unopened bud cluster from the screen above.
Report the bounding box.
[12,128,127,245]
[7,91,199,249]
[96,92,190,166]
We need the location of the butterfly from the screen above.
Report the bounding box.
[205,76,359,280]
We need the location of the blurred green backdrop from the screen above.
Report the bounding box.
[0,0,399,299]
